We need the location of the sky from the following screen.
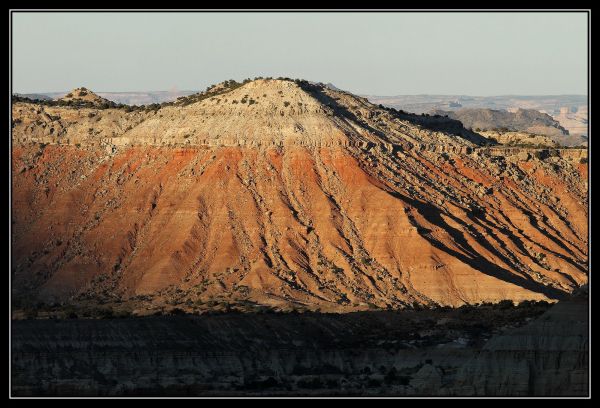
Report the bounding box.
[12,12,588,96]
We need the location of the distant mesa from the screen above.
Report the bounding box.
[430,108,568,136]
[428,107,589,147]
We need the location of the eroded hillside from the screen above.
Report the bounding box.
[11,79,588,313]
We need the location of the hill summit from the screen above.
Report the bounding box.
[57,87,112,107]
[118,78,488,148]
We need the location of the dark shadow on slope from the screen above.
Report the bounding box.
[382,189,569,301]
[391,111,491,145]
[463,211,584,287]
[297,82,394,143]
[485,209,587,277]
[516,209,588,268]
[296,80,492,146]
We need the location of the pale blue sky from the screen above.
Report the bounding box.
[12,12,588,95]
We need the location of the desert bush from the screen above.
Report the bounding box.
[497,299,514,309]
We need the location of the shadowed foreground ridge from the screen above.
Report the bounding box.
[11,79,588,313]
[11,290,588,396]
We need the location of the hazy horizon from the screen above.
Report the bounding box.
[12,12,588,96]
[16,88,588,98]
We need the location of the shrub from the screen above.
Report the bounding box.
[497,299,514,309]
[169,308,186,315]
[332,265,344,274]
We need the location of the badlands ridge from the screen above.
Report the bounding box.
[11,79,588,313]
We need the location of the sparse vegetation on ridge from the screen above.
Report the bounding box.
[12,94,122,110]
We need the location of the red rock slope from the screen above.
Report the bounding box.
[11,79,588,312]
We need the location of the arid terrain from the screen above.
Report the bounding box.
[10,78,590,398]
[11,78,588,316]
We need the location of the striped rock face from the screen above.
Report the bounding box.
[11,80,588,313]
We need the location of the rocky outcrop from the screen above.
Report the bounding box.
[445,287,588,396]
